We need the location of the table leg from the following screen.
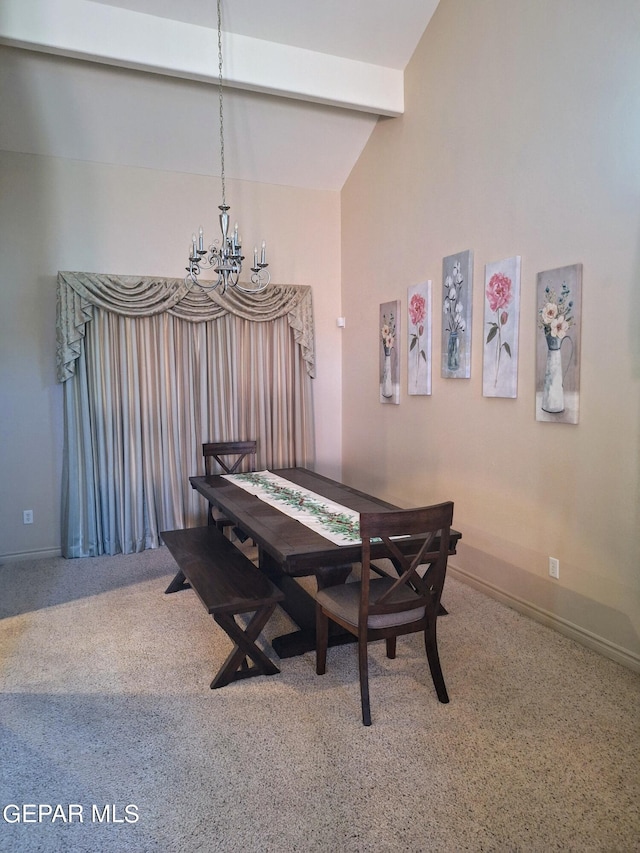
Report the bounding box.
[260,552,356,659]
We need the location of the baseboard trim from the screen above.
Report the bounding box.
[449,565,640,674]
[0,546,63,564]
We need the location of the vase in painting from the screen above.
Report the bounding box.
[447,331,460,372]
[541,334,568,413]
[381,349,393,398]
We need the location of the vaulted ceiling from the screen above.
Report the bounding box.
[0,0,440,190]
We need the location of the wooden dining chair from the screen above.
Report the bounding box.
[202,441,257,535]
[315,501,454,726]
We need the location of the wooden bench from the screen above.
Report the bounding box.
[162,525,285,689]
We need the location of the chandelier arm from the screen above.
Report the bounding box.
[236,268,271,293]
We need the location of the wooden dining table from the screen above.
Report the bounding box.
[190,467,461,658]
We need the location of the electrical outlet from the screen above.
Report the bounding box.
[549,557,560,579]
[23,509,34,525]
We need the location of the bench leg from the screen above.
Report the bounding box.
[165,569,191,594]
[210,604,281,689]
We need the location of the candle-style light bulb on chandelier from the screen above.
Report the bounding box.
[185,0,270,294]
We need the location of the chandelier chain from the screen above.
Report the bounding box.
[217,0,226,208]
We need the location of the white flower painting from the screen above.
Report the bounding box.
[441,250,473,378]
[536,264,582,424]
[380,299,400,404]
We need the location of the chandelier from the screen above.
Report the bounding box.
[185,0,270,294]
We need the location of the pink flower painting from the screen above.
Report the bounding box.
[486,271,513,387]
[409,293,426,328]
[409,292,426,384]
[483,257,521,398]
[486,272,512,313]
[408,282,431,395]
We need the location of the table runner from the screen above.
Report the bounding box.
[222,471,361,545]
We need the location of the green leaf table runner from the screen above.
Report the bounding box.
[223,471,361,545]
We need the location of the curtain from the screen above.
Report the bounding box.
[57,272,315,558]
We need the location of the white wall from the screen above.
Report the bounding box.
[341,0,640,667]
[0,150,342,558]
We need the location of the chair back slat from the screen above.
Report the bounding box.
[202,441,257,476]
[360,502,453,620]
[373,531,438,602]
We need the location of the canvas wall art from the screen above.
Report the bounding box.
[380,299,400,404]
[535,263,582,424]
[482,256,521,398]
[407,281,432,395]
[441,250,473,378]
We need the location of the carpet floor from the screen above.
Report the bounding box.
[0,547,638,852]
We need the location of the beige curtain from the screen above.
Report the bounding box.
[57,272,315,557]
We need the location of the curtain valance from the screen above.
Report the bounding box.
[56,271,315,382]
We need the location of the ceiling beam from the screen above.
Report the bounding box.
[0,0,404,116]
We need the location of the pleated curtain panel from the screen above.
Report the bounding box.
[56,271,316,558]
